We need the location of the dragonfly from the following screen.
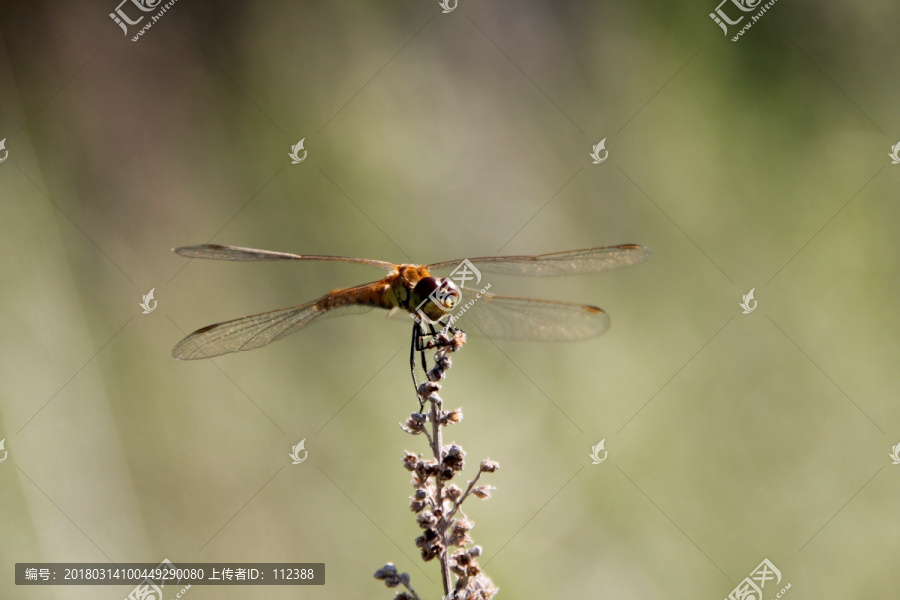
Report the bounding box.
[171,243,650,388]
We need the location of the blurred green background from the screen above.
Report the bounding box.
[1,1,898,598]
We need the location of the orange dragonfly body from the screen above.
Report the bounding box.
[171,244,650,365]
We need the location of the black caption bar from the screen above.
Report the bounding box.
[16,563,324,585]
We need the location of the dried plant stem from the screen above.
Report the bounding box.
[428,394,454,596]
[376,328,499,600]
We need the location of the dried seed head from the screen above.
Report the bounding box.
[441,408,463,425]
[427,350,454,382]
[448,517,474,547]
[417,381,441,397]
[449,531,472,548]
[446,484,462,501]
[401,412,427,434]
[435,354,452,371]
[472,485,493,500]
[449,546,483,577]
[374,563,406,588]
[450,330,466,348]
[449,549,472,576]
[444,444,465,471]
[465,573,498,600]
[450,561,465,577]
[479,459,499,473]
[415,528,438,547]
[373,565,389,579]
[416,511,437,529]
[402,452,420,471]
[415,527,444,561]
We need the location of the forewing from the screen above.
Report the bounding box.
[448,288,610,341]
[174,244,396,269]
[172,300,373,359]
[427,244,650,276]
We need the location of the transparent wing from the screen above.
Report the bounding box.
[172,287,377,359]
[174,244,396,270]
[445,288,611,341]
[427,244,650,276]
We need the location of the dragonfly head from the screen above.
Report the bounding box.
[411,276,461,321]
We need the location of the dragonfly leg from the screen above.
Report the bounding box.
[410,323,421,394]
[410,322,436,393]
[410,321,462,401]
[419,323,435,377]
[420,322,445,371]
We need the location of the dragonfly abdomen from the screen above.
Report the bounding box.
[317,281,395,312]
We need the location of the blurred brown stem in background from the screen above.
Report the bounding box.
[375,329,498,600]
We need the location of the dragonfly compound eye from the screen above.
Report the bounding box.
[413,277,440,301]
[413,277,460,313]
